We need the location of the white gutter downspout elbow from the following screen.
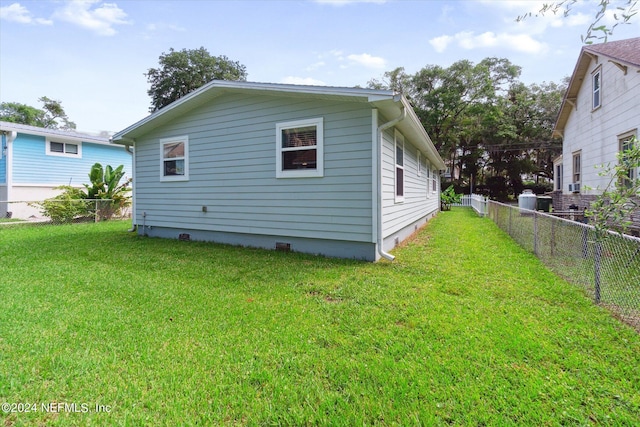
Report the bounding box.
[112,136,137,233]
[375,104,406,261]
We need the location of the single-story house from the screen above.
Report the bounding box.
[0,121,133,219]
[552,37,639,232]
[112,81,445,261]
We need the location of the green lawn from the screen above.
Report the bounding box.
[1,209,639,426]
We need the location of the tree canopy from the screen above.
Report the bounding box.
[0,96,76,130]
[517,0,639,44]
[145,47,248,112]
[369,58,566,199]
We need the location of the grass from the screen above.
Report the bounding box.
[0,208,639,426]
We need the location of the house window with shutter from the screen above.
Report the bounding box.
[395,131,404,203]
[160,136,189,181]
[592,67,602,110]
[572,151,581,184]
[276,118,323,178]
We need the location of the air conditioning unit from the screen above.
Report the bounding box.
[568,183,581,193]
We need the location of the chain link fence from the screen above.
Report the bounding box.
[0,199,131,226]
[488,200,640,331]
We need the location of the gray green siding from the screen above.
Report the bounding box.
[133,92,375,245]
[380,124,440,244]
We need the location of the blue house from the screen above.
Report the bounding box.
[0,121,132,219]
[112,81,445,261]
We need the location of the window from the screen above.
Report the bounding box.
[592,68,601,110]
[620,131,638,187]
[395,131,404,202]
[160,136,189,181]
[572,151,581,184]
[46,139,81,158]
[556,164,563,191]
[417,152,422,177]
[426,163,430,198]
[276,118,323,178]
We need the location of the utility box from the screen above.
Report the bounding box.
[518,190,537,211]
[536,196,553,212]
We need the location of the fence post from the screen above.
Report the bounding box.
[594,241,602,303]
[533,211,538,256]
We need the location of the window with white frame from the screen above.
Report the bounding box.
[395,131,404,202]
[160,136,189,181]
[620,130,638,187]
[592,67,602,110]
[555,164,563,191]
[276,118,323,178]
[572,151,581,184]
[426,163,430,198]
[46,139,81,158]
[417,151,422,177]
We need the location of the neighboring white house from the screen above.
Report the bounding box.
[552,37,640,229]
[112,81,445,261]
[0,121,132,219]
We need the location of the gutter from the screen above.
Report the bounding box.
[375,103,406,261]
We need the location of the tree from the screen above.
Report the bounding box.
[369,58,565,198]
[0,96,76,130]
[517,0,639,44]
[33,163,131,223]
[146,47,248,112]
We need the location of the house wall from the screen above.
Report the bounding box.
[379,126,440,252]
[133,92,377,259]
[562,57,640,203]
[0,136,6,185]
[12,133,132,186]
[6,132,132,219]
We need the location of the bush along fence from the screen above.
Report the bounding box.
[0,199,131,226]
[487,200,640,331]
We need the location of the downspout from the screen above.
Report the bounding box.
[375,102,406,261]
[125,144,137,232]
[113,137,137,232]
[5,131,16,207]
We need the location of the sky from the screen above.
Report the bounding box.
[1,0,638,135]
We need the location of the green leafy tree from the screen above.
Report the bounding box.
[0,96,76,130]
[34,163,131,222]
[146,47,248,112]
[584,137,639,302]
[517,0,639,43]
[586,137,640,237]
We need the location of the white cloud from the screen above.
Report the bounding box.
[346,53,386,69]
[53,0,130,36]
[429,31,547,54]
[0,2,52,25]
[280,76,327,86]
[429,34,454,53]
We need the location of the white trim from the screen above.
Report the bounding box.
[371,109,379,245]
[45,138,82,158]
[395,130,404,203]
[276,117,324,179]
[160,135,189,182]
[592,66,602,110]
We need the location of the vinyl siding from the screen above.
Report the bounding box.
[12,133,132,185]
[133,92,374,243]
[562,58,640,195]
[380,126,440,237]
